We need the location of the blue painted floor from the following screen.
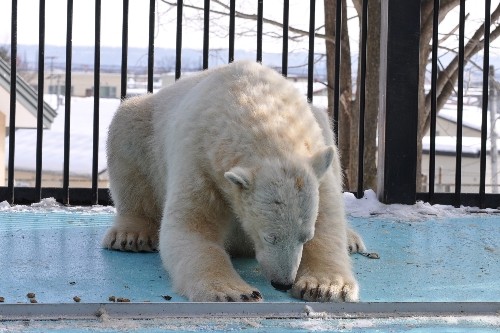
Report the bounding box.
[0,209,499,332]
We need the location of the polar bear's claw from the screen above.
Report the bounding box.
[102,216,159,252]
[102,228,158,252]
[292,274,359,302]
[206,289,263,302]
[188,283,263,302]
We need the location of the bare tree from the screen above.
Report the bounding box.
[325,0,500,191]
[158,0,500,194]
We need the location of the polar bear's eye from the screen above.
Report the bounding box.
[264,234,279,245]
[273,200,284,206]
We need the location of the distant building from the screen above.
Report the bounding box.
[0,58,57,186]
[21,70,172,99]
[422,103,500,193]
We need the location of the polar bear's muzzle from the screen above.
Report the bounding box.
[256,244,303,292]
[271,280,293,291]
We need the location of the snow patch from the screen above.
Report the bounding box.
[0,190,498,218]
[344,189,499,220]
[0,197,116,214]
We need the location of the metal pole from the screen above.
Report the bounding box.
[490,66,498,193]
[377,0,420,205]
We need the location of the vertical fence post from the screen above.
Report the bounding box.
[8,0,18,204]
[35,0,46,202]
[63,0,73,205]
[92,0,101,205]
[175,0,183,79]
[147,0,155,93]
[377,0,420,204]
[120,0,129,99]
[490,66,498,194]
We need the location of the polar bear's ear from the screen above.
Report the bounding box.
[225,167,252,190]
[310,146,334,179]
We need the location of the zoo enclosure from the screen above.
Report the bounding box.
[2,0,499,209]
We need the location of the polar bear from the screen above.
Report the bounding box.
[102,60,365,302]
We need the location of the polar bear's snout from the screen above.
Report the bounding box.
[271,281,293,291]
[256,242,303,292]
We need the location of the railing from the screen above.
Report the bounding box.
[417,0,498,208]
[1,0,499,208]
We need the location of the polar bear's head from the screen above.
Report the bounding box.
[224,147,334,291]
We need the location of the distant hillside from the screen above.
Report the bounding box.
[14,44,327,79]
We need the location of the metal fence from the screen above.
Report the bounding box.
[1,0,499,208]
[418,0,498,208]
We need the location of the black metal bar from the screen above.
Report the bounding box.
[228,0,235,63]
[35,0,46,202]
[428,0,439,201]
[175,0,183,79]
[480,0,491,208]
[256,0,263,63]
[62,0,74,205]
[281,0,289,76]
[332,0,342,144]
[454,0,465,207]
[8,0,18,204]
[92,0,101,205]
[356,0,368,198]
[147,0,155,93]
[377,0,420,205]
[120,0,129,100]
[306,0,316,103]
[203,0,210,69]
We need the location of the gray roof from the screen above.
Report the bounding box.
[0,57,57,128]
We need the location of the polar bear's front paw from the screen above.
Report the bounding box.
[291,273,359,302]
[102,226,159,252]
[187,282,263,302]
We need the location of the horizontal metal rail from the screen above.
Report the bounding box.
[0,302,498,320]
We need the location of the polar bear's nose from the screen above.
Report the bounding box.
[271,281,293,291]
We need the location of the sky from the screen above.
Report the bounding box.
[1,1,498,56]
[0,0,499,69]
[0,0,324,53]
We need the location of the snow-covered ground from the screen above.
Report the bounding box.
[344,190,499,220]
[1,190,497,218]
[5,96,119,177]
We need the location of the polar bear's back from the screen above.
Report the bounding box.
[152,61,327,174]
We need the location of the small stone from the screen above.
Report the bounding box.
[27,293,36,299]
[30,299,38,304]
[73,296,81,303]
[108,296,116,302]
[359,252,380,259]
[0,297,5,302]
[162,295,172,301]
[116,297,130,303]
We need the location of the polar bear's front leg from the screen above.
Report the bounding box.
[160,213,263,302]
[292,224,359,302]
[292,181,360,302]
[292,233,359,302]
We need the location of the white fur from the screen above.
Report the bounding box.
[103,61,365,302]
